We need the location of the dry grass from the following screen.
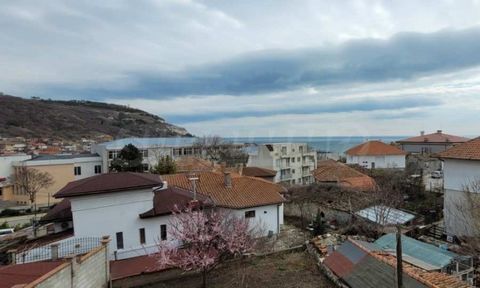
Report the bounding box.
[145,251,335,288]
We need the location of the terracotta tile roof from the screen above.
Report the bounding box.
[242,167,277,178]
[398,131,469,144]
[313,160,376,191]
[175,157,219,173]
[139,186,212,218]
[437,137,480,161]
[345,141,407,156]
[162,171,285,209]
[0,260,66,288]
[110,254,167,280]
[54,172,163,198]
[41,199,72,222]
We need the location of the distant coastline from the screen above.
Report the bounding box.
[226,136,406,154]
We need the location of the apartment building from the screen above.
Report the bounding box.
[9,154,102,206]
[91,137,244,173]
[247,143,317,185]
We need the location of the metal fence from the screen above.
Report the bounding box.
[16,236,102,264]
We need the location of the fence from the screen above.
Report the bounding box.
[14,236,102,264]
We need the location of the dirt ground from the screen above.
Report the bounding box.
[144,251,335,288]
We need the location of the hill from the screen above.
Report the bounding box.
[0,94,191,140]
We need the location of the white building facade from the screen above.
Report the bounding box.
[247,143,317,185]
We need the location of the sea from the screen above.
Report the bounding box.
[226,136,406,154]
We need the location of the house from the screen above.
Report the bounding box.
[438,137,480,237]
[373,234,474,284]
[0,154,31,203]
[322,239,471,288]
[11,154,103,206]
[91,137,244,173]
[49,171,285,260]
[312,160,376,191]
[241,166,277,182]
[246,143,317,185]
[345,140,406,169]
[162,171,286,236]
[397,130,469,154]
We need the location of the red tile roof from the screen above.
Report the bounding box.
[0,260,65,288]
[345,141,407,156]
[242,167,277,178]
[437,137,480,161]
[398,131,469,144]
[139,186,212,218]
[54,172,163,198]
[162,172,285,209]
[313,160,376,191]
[110,254,168,280]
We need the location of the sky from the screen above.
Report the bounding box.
[2,1,480,137]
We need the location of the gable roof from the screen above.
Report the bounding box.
[437,137,480,161]
[323,239,471,288]
[345,141,407,156]
[242,167,277,178]
[398,131,469,144]
[162,171,285,209]
[139,186,212,218]
[41,199,72,222]
[54,172,163,198]
[313,160,376,191]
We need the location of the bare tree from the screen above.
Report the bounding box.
[14,165,53,236]
[194,136,248,167]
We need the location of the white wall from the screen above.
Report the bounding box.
[70,188,172,259]
[228,204,282,236]
[0,154,31,178]
[347,154,405,169]
[443,159,480,237]
[74,158,103,180]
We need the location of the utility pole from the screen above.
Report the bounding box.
[396,225,403,288]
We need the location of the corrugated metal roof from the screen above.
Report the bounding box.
[374,234,461,270]
[355,205,415,225]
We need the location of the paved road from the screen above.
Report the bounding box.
[0,213,46,227]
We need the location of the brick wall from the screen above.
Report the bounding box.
[24,239,110,288]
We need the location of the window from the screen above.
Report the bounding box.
[292,169,295,173]
[139,228,146,244]
[184,147,193,155]
[173,148,181,156]
[94,165,102,174]
[141,150,148,158]
[245,210,256,218]
[291,157,295,163]
[116,232,124,249]
[142,164,149,172]
[108,150,119,160]
[74,166,81,176]
[0,187,2,196]
[160,224,167,241]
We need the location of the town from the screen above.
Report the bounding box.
[0,131,478,288]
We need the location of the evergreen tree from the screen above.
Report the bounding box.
[110,144,144,172]
[151,155,177,175]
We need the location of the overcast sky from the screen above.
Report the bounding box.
[2,0,480,137]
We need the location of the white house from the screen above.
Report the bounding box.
[246,143,317,185]
[345,140,406,169]
[49,171,285,260]
[439,138,480,237]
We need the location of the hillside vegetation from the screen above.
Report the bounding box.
[0,95,191,140]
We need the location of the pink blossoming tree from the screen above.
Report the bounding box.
[155,204,256,288]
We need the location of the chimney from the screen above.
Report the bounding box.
[420,131,425,136]
[437,130,442,134]
[224,172,232,188]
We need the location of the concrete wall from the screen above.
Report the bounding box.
[25,242,110,288]
[347,154,405,169]
[228,204,282,236]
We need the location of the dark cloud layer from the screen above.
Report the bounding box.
[45,27,480,99]
[168,95,441,123]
